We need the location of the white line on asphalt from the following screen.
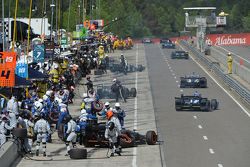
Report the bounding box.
[198,125,203,129]
[193,115,197,119]
[218,164,224,167]
[174,76,177,79]
[176,81,179,83]
[172,73,175,76]
[209,148,215,154]
[180,89,183,92]
[178,44,250,118]
[169,67,172,69]
[178,84,180,87]
[203,136,208,140]
[216,45,250,64]
[132,44,139,167]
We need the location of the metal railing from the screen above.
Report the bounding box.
[179,40,250,104]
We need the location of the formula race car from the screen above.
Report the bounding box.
[160,38,172,44]
[180,75,207,88]
[58,120,158,148]
[175,94,218,111]
[162,41,175,49]
[171,51,189,59]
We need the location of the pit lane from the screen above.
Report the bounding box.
[14,44,162,167]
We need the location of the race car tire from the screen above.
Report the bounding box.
[12,128,27,139]
[69,148,87,159]
[120,132,136,148]
[130,88,137,97]
[137,65,144,72]
[204,101,211,112]
[211,99,218,110]
[146,131,157,145]
[92,101,104,112]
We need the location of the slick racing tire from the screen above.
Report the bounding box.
[12,128,28,139]
[130,88,137,97]
[146,131,157,145]
[210,99,218,110]
[120,132,136,148]
[69,148,87,159]
[92,101,104,112]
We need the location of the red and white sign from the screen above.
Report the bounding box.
[205,33,250,46]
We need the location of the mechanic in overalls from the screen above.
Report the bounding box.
[114,103,126,129]
[227,52,233,74]
[34,113,51,157]
[105,121,121,157]
[49,63,60,84]
[7,96,19,115]
[65,115,77,156]
[0,115,13,146]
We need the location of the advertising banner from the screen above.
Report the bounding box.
[205,33,250,46]
[33,44,45,63]
[0,52,17,87]
[16,63,28,78]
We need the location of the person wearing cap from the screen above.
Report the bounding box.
[227,52,233,74]
[0,115,13,146]
[114,103,126,129]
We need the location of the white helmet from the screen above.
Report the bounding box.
[46,90,53,97]
[34,101,43,111]
[115,103,120,107]
[53,63,59,69]
[113,78,117,82]
[43,95,48,101]
[38,98,43,103]
[105,102,110,106]
[81,109,87,115]
[83,93,88,98]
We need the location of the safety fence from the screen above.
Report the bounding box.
[179,40,250,105]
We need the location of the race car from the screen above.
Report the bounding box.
[175,94,218,111]
[160,38,172,44]
[58,120,158,148]
[171,51,189,59]
[142,38,153,44]
[180,75,207,88]
[96,84,137,100]
[162,41,175,49]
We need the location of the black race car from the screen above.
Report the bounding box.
[171,51,189,59]
[175,94,218,111]
[180,75,207,88]
[160,38,172,43]
[142,38,153,44]
[58,120,158,148]
[96,84,137,100]
[162,41,175,49]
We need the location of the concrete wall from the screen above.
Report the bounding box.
[211,47,250,84]
[0,141,19,167]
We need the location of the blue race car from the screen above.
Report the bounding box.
[162,42,175,49]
